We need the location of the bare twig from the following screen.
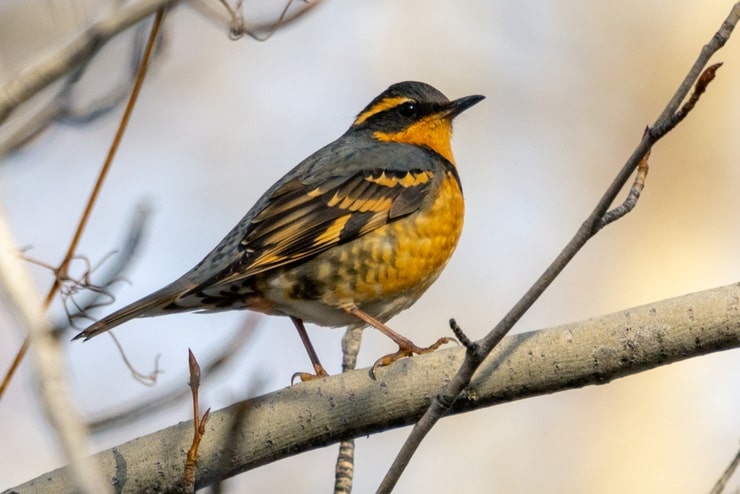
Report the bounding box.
[0,8,165,401]
[7,281,740,492]
[191,0,322,41]
[0,202,148,405]
[448,319,476,352]
[219,0,297,41]
[709,445,740,494]
[656,62,723,135]
[183,349,210,492]
[55,203,152,332]
[597,134,650,229]
[109,334,162,386]
[376,4,739,492]
[0,336,28,400]
[52,8,165,300]
[20,251,119,325]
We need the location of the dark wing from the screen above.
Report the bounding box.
[199,167,435,289]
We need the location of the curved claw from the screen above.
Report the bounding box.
[369,336,456,380]
[290,363,330,385]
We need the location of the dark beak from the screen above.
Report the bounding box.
[443,94,485,119]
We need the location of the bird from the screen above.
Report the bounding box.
[74,81,484,379]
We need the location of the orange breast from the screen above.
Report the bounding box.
[258,171,465,324]
[335,171,464,303]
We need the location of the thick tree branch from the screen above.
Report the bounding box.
[6,283,740,493]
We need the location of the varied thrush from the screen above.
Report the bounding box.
[75,81,484,378]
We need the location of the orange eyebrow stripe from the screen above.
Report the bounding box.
[353,96,413,126]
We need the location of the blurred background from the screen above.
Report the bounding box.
[1,1,739,492]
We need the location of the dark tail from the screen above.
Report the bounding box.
[72,280,193,341]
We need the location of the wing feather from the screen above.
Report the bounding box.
[195,168,435,291]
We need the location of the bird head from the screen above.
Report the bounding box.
[351,81,484,164]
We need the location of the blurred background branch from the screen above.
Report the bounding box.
[85,314,259,434]
[0,0,177,125]
[0,0,320,159]
[0,206,107,493]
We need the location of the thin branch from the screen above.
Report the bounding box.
[448,318,476,352]
[377,4,739,491]
[219,0,298,41]
[596,134,650,230]
[8,282,740,492]
[52,8,165,300]
[5,203,149,348]
[651,62,724,139]
[55,203,152,333]
[709,445,740,494]
[183,349,210,492]
[109,333,163,386]
[189,0,322,41]
[0,337,28,400]
[0,8,165,401]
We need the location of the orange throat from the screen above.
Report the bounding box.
[373,117,456,164]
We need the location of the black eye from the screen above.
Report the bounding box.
[398,102,416,118]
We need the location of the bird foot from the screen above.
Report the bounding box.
[370,336,456,379]
[291,363,330,384]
